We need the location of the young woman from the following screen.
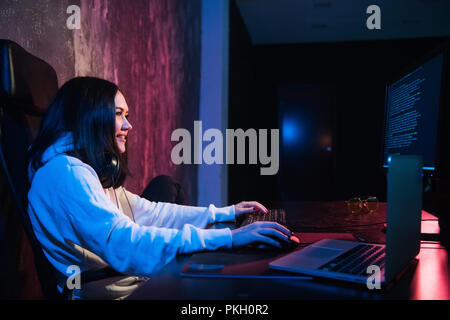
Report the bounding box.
[27,77,292,299]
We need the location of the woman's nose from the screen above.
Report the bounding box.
[123,116,132,130]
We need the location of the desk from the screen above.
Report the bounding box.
[127,202,450,300]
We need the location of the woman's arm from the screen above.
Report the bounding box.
[120,188,236,228]
[55,163,233,276]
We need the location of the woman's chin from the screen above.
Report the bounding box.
[116,143,126,154]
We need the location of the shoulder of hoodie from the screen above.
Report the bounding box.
[37,153,99,183]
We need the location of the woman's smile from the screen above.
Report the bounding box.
[114,91,132,153]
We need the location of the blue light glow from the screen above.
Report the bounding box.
[282,117,301,145]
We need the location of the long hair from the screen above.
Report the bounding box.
[28,77,129,188]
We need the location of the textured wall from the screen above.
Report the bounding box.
[74,0,200,201]
[0,0,200,202]
[0,0,77,85]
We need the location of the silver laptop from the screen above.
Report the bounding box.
[269,155,423,286]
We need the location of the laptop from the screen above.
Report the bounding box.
[269,155,423,286]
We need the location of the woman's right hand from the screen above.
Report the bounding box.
[230,221,292,248]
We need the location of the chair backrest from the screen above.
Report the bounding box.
[0,39,59,299]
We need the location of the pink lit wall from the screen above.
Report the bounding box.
[73,0,201,201]
[0,0,200,202]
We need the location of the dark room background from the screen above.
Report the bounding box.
[228,1,450,208]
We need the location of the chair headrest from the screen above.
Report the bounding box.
[0,39,58,116]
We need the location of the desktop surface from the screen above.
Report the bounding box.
[127,201,449,300]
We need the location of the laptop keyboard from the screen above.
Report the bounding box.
[318,244,385,276]
[239,209,287,227]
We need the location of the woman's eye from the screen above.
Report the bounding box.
[116,111,129,119]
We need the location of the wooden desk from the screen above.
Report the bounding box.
[127,202,450,300]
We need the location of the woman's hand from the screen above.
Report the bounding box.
[234,201,268,218]
[231,221,292,248]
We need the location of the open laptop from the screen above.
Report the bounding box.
[269,155,423,286]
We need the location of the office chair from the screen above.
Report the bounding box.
[0,39,121,299]
[141,174,189,205]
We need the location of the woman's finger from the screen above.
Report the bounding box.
[258,227,290,242]
[253,221,291,236]
[239,207,255,214]
[254,234,282,248]
[241,201,268,213]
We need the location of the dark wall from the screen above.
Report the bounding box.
[229,0,274,204]
[229,1,449,205]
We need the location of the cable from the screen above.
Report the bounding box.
[112,187,120,210]
[122,186,135,223]
[111,186,136,223]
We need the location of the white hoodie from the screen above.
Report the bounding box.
[27,133,235,292]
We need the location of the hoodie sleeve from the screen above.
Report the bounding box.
[57,164,232,276]
[121,188,236,229]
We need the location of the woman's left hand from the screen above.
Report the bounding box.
[234,201,268,218]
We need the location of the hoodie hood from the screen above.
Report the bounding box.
[28,132,74,183]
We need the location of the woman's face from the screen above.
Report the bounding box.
[114,91,132,153]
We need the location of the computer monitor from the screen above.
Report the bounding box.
[382,50,445,171]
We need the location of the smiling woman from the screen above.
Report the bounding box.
[25,76,291,299]
[114,92,132,154]
[28,77,129,189]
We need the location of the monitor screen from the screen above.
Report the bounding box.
[383,52,444,170]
